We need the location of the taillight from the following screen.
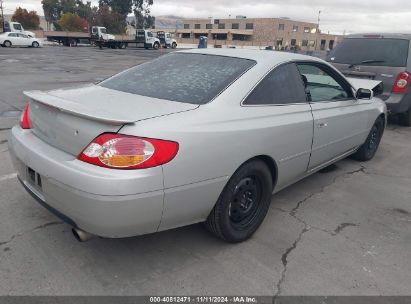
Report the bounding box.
[78,133,179,170]
[20,103,31,129]
[392,71,411,94]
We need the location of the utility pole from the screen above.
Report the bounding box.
[315,10,321,51]
[0,0,4,32]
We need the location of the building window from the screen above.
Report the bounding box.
[214,33,227,40]
[195,24,201,29]
[276,38,283,47]
[206,24,213,29]
[320,39,326,50]
[181,33,191,38]
[245,23,254,30]
[218,23,225,29]
[232,23,239,30]
[184,24,190,29]
[195,33,207,39]
[309,40,315,47]
[302,40,308,47]
[291,39,297,46]
[292,25,298,32]
[278,24,285,31]
[214,19,220,24]
[304,27,310,33]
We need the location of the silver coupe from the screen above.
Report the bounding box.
[9,49,387,243]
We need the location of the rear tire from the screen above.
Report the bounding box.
[352,117,384,161]
[205,160,273,243]
[398,108,411,127]
[3,40,12,47]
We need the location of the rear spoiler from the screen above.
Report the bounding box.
[24,90,135,125]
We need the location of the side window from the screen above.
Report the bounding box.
[297,64,352,102]
[244,63,307,105]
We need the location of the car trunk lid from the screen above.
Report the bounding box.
[25,85,198,156]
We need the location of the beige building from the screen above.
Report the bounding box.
[176,17,341,50]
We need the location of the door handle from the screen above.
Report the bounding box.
[318,122,328,128]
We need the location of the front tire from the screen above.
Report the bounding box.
[153,42,160,50]
[172,42,177,49]
[32,41,39,48]
[352,117,384,161]
[398,108,411,127]
[205,160,273,243]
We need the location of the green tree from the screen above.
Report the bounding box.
[42,0,62,29]
[97,0,154,29]
[11,7,40,30]
[76,1,94,22]
[132,0,153,29]
[58,12,88,31]
[98,0,132,18]
[94,4,125,34]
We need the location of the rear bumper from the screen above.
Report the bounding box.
[384,93,411,114]
[8,126,165,238]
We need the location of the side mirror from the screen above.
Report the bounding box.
[356,88,373,100]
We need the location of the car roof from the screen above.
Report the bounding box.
[178,48,325,66]
[345,33,411,40]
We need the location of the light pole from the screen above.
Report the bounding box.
[315,10,321,51]
[0,0,4,32]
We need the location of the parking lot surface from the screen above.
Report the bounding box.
[0,46,410,296]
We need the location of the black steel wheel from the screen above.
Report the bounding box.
[352,117,384,161]
[205,159,273,243]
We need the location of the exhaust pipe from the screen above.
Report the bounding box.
[72,227,96,242]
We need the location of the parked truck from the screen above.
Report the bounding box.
[45,26,162,50]
[2,21,36,38]
[156,31,177,49]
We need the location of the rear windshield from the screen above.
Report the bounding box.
[327,38,409,67]
[100,53,256,104]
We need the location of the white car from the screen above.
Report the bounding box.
[0,32,41,48]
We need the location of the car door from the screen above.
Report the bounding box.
[7,33,19,46]
[18,33,30,46]
[296,62,370,171]
[243,62,313,188]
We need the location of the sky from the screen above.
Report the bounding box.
[3,0,411,34]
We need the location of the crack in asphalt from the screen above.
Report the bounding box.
[289,166,366,217]
[334,223,358,235]
[0,127,12,131]
[273,165,366,298]
[274,226,310,300]
[0,221,64,247]
[0,139,7,145]
[364,170,411,180]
